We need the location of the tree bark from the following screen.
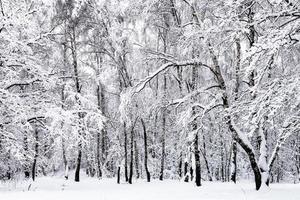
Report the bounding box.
[124,122,129,182]
[230,139,237,183]
[96,130,102,178]
[70,25,83,182]
[23,133,30,179]
[32,128,38,181]
[201,135,212,181]
[184,159,189,182]
[129,124,135,184]
[178,153,182,178]
[208,42,262,190]
[194,133,201,186]
[141,118,150,182]
[159,74,167,181]
[230,38,241,183]
[74,142,82,182]
[134,140,140,179]
[62,138,69,180]
[117,166,121,184]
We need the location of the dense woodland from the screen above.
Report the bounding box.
[0,0,299,191]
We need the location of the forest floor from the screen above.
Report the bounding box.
[0,176,299,200]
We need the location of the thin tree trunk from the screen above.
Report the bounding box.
[159,74,167,181]
[129,119,137,184]
[24,133,30,179]
[258,119,269,186]
[124,122,129,182]
[117,166,121,184]
[230,38,241,183]
[96,83,105,179]
[62,138,69,180]
[60,33,69,180]
[184,159,189,182]
[201,135,212,181]
[71,25,83,182]
[230,139,237,183]
[96,130,102,178]
[134,140,140,179]
[74,142,82,182]
[191,62,201,186]
[141,118,150,182]
[32,128,38,181]
[178,153,182,178]
[194,133,201,186]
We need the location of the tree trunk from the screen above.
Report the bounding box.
[229,121,262,190]
[117,166,121,184]
[134,141,140,179]
[201,135,212,181]
[159,74,167,181]
[208,41,262,190]
[184,159,189,182]
[190,165,194,181]
[124,122,129,182]
[219,127,226,182]
[61,39,69,180]
[230,139,237,183]
[74,142,82,182]
[129,126,134,184]
[32,128,38,181]
[96,83,106,179]
[230,38,241,184]
[194,133,201,186]
[24,133,30,179]
[191,61,201,186]
[70,25,84,182]
[62,138,69,180]
[178,153,182,178]
[96,131,102,179]
[258,119,269,186]
[141,118,150,182]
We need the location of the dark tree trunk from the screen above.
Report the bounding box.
[178,153,182,178]
[134,141,140,179]
[220,139,225,182]
[129,125,134,184]
[74,142,82,182]
[124,122,129,182]
[32,128,38,181]
[117,166,121,184]
[159,16,169,180]
[96,131,102,179]
[159,109,166,181]
[227,114,262,190]
[23,134,30,179]
[230,38,240,184]
[62,138,69,180]
[194,133,201,186]
[191,62,201,186]
[96,84,103,179]
[208,41,262,190]
[190,166,194,181]
[61,41,69,180]
[230,139,237,183]
[184,160,189,182]
[70,25,84,183]
[201,136,212,181]
[141,118,150,182]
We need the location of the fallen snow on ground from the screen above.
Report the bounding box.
[0,177,299,200]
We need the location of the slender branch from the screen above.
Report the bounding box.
[133,60,213,94]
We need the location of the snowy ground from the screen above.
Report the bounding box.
[0,176,299,200]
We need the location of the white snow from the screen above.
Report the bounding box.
[0,176,299,200]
